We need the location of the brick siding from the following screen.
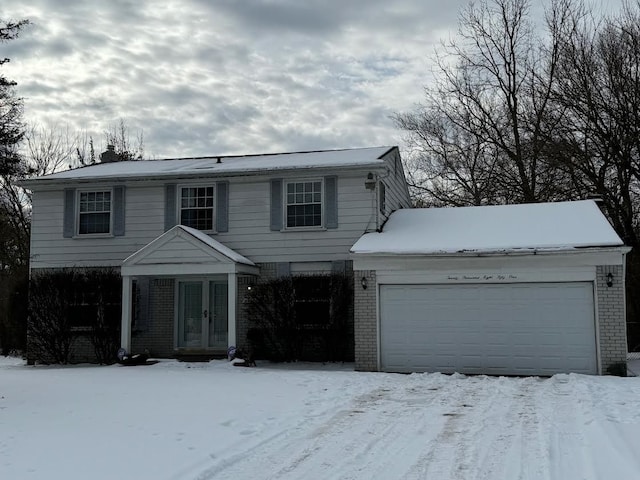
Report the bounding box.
[132,278,174,357]
[353,266,628,376]
[236,275,254,351]
[354,270,377,371]
[596,265,628,374]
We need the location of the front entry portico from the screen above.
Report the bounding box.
[119,225,258,355]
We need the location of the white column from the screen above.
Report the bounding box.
[120,275,132,351]
[228,272,237,348]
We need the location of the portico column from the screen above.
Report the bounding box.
[228,272,237,347]
[120,274,132,351]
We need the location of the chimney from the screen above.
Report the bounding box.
[100,144,119,163]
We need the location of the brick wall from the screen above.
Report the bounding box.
[69,333,95,363]
[132,278,174,357]
[596,265,628,374]
[354,270,377,371]
[236,275,254,351]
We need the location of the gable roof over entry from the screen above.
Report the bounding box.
[351,200,624,255]
[122,225,258,276]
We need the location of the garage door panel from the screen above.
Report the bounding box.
[380,283,597,375]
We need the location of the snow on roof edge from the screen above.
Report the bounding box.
[23,146,396,185]
[351,201,625,255]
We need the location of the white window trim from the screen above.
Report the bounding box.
[75,187,114,237]
[284,178,325,231]
[177,184,217,233]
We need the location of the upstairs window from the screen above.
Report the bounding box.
[379,182,386,214]
[286,180,322,228]
[78,190,111,234]
[180,186,214,230]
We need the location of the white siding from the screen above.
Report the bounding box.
[137,237,221,264]
[30,185,165,268]
[217,173,378,263]
[30,170,390,268]
[378,148,412,223]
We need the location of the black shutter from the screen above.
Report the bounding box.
[324,176,338,229]
[165,184,177,231]
[63,188,76,238]
[216,181,229,233]
[270,179,283,231]
[113,186,126,236]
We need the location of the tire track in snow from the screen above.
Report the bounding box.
[194,374,541,480]
[192,375,469,479]
[408,375,529,480]
[187,373,639,480]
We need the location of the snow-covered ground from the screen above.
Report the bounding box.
[2,356,640,480]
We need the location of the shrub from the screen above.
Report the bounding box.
[28,268,121,364]
[246,273,353,362]
[28,270,79,364]
[84,269,121,364]
[246,276,298,361]
[0,269,28,356]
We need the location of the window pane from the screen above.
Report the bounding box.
[78,191,111,234]
[285,181,323,227]
[180,185,215,230]
[79,212,110,234]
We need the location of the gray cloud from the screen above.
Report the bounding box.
[2,0,472,159]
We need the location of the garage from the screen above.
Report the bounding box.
[379,282,597,375]
[351,200,630,375]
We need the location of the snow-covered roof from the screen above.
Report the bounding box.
[351,200,624,255]
[27,146,395,183]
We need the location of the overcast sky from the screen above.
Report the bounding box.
[1,0,624,159]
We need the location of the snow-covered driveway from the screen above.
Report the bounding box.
[1,357,639,480]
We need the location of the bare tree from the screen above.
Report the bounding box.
[396,0,577,206]
[104,118,144,161]
[550,0,640,347]
[24,123,79,174]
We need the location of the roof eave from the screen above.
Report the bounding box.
[22,161,388,188]
[350,245,631,257]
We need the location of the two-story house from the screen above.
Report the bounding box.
[25,145,630,375]
[25,146,411,362]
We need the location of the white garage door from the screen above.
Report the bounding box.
[380,283,597,375]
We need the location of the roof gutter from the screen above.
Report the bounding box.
[350,245,632,258]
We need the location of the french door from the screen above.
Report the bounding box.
[177,278,228,349]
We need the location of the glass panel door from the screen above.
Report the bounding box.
[178,281,203,348]
[209,281,228,349]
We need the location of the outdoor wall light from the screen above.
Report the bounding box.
[361,277,368,290]
[364,172,376,190]
[606,272,614,287]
